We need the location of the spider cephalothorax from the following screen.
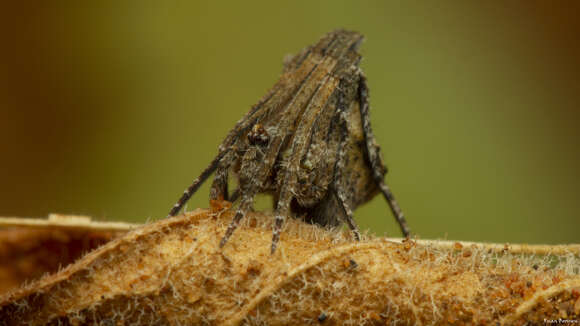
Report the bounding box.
[168,29,410,253]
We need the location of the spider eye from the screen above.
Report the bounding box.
[247,124,270,146]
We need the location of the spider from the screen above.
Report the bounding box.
[167,29,410,253]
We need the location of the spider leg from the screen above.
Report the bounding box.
[333,187,361,241]
[210,150,235,201]
[167,153,223,217]
[358,74,410,237]
[219,190,256,248]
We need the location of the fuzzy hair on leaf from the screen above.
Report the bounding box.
[167,29,410,253]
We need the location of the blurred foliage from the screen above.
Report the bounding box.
[1,1,578,244]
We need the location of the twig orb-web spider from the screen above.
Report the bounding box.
[167,29,410,253]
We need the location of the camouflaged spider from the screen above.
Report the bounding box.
[167,29,410,253]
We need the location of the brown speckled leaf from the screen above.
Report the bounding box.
[0,207,579,325]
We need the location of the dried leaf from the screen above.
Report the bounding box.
[0,209,578,325]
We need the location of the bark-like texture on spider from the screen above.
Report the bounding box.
[0,206,579,325]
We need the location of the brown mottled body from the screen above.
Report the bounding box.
[168,30,409,253]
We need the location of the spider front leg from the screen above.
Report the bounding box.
[167,153,223,217]
[358,74,410,237]
[218,148,262,248]
[219,190,256,248]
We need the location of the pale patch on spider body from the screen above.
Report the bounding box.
[168,30,410,253]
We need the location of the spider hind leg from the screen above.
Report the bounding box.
[358,74,410,237]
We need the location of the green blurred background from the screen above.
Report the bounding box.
[1,2,578,244]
